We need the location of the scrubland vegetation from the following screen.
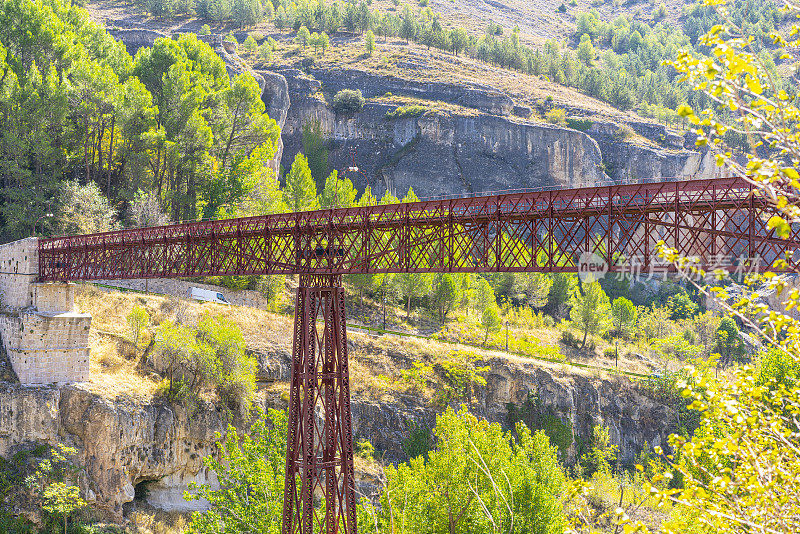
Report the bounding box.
[123,0,794,127]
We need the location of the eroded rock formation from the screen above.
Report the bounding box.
[0,347,675,520]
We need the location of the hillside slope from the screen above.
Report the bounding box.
[0,285,673,520]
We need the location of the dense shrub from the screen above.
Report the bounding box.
[433,351,488,406]
[565,117,593,131]
[370,407,568,533]
[152,313,257,414]
[506,392,573,456]
[332,89,366,113]
[545,107,567,126]
[186,410,286,534]
[401,421,434,460]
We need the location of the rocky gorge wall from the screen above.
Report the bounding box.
[275,67,607,197]
[272,66,718,196]
[0,341,676,520]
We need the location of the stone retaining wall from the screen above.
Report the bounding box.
[0,239,91,385]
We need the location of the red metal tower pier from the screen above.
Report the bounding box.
[282,274,357,534]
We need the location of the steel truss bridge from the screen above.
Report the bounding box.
[37,176,800,534]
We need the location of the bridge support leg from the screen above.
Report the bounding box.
[282,274,357,534]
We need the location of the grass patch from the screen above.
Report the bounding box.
[385,104,429,119]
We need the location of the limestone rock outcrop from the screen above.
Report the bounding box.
[0,383,226,521]
[277,67,608,197]
[273,66,716,197]
[477,357,675,464]
[103,27,714,196]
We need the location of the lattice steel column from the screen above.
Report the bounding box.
[282,274,357,534]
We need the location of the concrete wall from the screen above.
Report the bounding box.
[0,239,91,385]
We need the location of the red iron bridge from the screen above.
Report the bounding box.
[38,177,799,280]
[36,176,800,534]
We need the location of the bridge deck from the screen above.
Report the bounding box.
[38,177,799,280]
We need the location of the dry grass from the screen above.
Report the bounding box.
[75,284,294,402]
[76,283,657,409]
[252,32,631,121]
[128,508,189,534]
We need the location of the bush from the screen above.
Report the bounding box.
[561,329,581,348]
[199,24,211,36]
[433,351,488,407]
[756,347,800,387]
[513,334,564,361]
[401,421,433,460]
[332,89,366,113]
[667,292,699,320]
[614,124,635,139]
[385,105,428,119]
[545,107,567,126]
[557,3,567,12]
[126,305,149,347]
[197,313,257,414]
[581,425,617,477]
[379,407,567,532]
[507,392,573,456]
[565,117,593,131]
[560,329,595,351]
[155,378,194,404]
[186,410,286,534]
[399,361,432,394]
[355,439,375,459]
[258,42,272,61]
[0,509,34,533]
[242,34,257,54]
[256,275,285,311]
[152,313,257,415]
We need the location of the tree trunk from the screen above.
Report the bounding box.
[96,118,105,185]
[106,117,115,196]
[581,328,588,349]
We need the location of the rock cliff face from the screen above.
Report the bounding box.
[277,68,607,196]
[104,28,715,195]
[273,66,716,196]
[308,67,515,115]
[351,355,676,466]
[0,384,225,520]
[477,357,675,463]
[584,119,722,182]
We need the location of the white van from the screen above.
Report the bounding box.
[189,287,230,305]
